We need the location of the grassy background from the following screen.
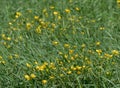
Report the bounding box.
[0,0,120,88]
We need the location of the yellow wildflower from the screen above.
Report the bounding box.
[50,6,55,9]
[52,41,59,45]
[64,44,70,48]
[96,41,101,46]
[0,56,3,59]
[30,74,36,79]
[67,71,72,74]
[96,49,102,55]
[26,63,31,68]
[34,16,39,20]
[53,11,58,15]
[26,23,32,30]
[42,80,47,85]
[75,7,80,11]
[112,50,119,56]
[81,44,86,48]
[24,75,30,80]
[65,9,70,13]
[36,26,41,34]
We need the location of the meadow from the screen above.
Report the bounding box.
[0,0,120,88]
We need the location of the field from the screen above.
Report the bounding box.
[0,0,120,88]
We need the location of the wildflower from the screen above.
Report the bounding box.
[60,74,64,77]
[69,49,74,54]
[81,44,86,48]
[52,41,59,45]
[49,76,54,79]
[26,63,31,68]
[24,75,30,80]
[9,22,12,25]
[14,54,19,58]
[65,9,70,13]
[34,16,39,20]
[96,41,101,46]
[64,44,70,48]
[99,27,105,30]
[67,71,72,74]
[96,49,102,55]
[1,34,6,40]
[0,56,3,59]
[53,11,58,15]
[76,66,82,70]
[26,23,32,30]
[49,63,56,70]
[30,74,36,79]
[36,26,41,34]
[1,61,5,64]
[34,61,38,64]
[50,6,55,9]
[42,80,47,85]
[104,53,113,59]
[58,15,61,20]
[6,37,11,41]
[15,12,22,18]
[64,54,68,59]
[117,0,120,4]
[75,7,80,11]
[43,9,47,13]
[106,72,110,75]
[112,50,119,56]
[58,52,63,55]
[70,56,75,60]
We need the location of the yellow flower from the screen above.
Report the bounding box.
[117,0,120,4]
[67,71,72,74]
[69,49,74,54]
[30,74,36,79]
[24,75,30,80]
[6,37,11,41]
[34,16,39,20]
[81,44,86,48]
[64,54,68,59]
[104,53,113,59]
[75,7,80,11]
[52,41,59,45]
[1,61,5,64]
[112,50,119,56]
[14,54,19,58]
[64,44,70,48]
[36,26,41,34]
[96,41,101,46]
[0,56,3,59]
[15,12,22,18]
[65,9,70,13]
[49,76,54,79]
[26,23,32,30]
[99,27,105,30]
[96,49,102,55]
[53,11,58,15]
[50,6,55,9]
[42,80,47,84]
[26,63,31,68]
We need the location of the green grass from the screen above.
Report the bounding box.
[0,0,120,88]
